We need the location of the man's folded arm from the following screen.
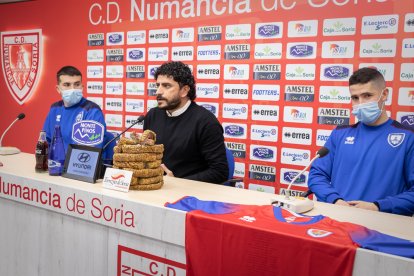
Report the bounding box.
[185,122,228,184]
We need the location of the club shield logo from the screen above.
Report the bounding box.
[307,229,332,238]
[387,133,405,148]
[1,29,42,105]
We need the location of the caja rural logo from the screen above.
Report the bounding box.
[1,29,42,105]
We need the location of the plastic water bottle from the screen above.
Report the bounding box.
[48,125,65,176]
[35,130,48,172]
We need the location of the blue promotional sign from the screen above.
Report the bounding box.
[72,120,104,146]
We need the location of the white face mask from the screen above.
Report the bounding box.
[61,88,83,107]
[351,89,385,124]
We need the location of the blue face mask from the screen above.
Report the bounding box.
[61,88,83,107]
[351,90,385,124]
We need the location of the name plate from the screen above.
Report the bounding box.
[102,167,133,192]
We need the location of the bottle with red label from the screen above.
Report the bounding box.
[35,130,48,172]
[48,125,65,176]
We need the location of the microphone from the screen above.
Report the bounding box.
[271,147,330,213]
[98,114,145,179]
[0,113,26,155]
[102,114,145,150]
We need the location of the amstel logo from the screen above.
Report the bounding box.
[1,29,42,105]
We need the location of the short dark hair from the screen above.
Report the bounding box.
[154,61,196,101]
[349,67,385,87]
[57,66,82,83]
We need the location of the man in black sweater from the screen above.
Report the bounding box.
[143,61,229,184]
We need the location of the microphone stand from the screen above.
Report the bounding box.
[0,113,26,155]
[271,147,329,213]
[99,114,145,178]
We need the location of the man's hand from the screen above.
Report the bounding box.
[348,200,379,211]
[334,199,351,207]
[161,164,174,177]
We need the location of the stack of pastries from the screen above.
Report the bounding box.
[113,130,164,190]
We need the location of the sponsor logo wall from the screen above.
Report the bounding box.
[83,1,413,195]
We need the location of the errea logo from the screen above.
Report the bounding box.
[197,64,220,79]
[148,29,169,43]
[251,105,279,121]
[344,136,355,144]
[223,84,248,99]
[239,216,256,223]
[171,46,194,61]
[125,115,143,130]
[282,127,312,145]
[404,13,414,32]
[87,81,103,94]
[105,98,123,112]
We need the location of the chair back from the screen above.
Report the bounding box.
[102,131,116,163]
[225,147,235,181]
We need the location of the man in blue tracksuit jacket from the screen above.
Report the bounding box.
[309,68,414,216]
[42,66,114,162]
